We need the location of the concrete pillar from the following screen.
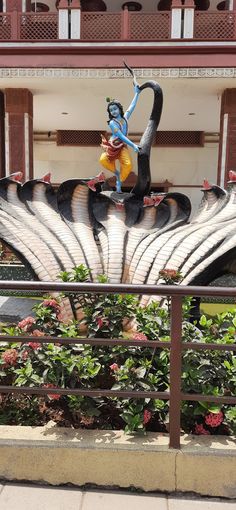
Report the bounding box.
[70,0,81,39]
[58,0,69,40]
[171,0,182,39]
[5,88,33,180]
[218,89,236,188]
[183,0,195,38]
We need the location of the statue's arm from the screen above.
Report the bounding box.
[109,120,139,152]
[124,85,140,120]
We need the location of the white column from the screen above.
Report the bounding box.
[171,7,182,39]
[71,8,80,39]
[59,9,69,39]
[219,113,228,188]
[183,7,194,38]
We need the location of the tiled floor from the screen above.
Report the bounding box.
[0,484,235,510]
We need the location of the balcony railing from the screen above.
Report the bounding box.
[194,11,236,39]
[80,11,171,40]
[0,280,235,449]
[0,11,58,40]
[0,9,235,42]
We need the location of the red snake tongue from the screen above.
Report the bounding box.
[9,172,23,182]
[228,170,236,182]
[41,173,51,183]
[202,179,212,190]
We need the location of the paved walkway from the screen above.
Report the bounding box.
[0,296,38,323]
[0,484,235,510]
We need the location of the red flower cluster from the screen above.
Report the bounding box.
[42,383,61,400]
[28,342,41,350]
[159,269,179,278]
[143,409,152,425]
[42,299,60,316]
[1,348,18,366]
[205,411,224,428]
[110,363,119,372]
[159,269,182,283]
[96,317,110,328]
[21,350,29,361]
[32,329,45,337]
[194,423,210,435]
[18,316,35,331]
[27,330,44,350]
[133,332,148,341]
[96,317,104,328]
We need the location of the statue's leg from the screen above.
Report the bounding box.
[119,148,132,183]
[99,152,116,173]
[115,169,122,193]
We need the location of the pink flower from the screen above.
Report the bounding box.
[80,415,95,426]
[1,348,18,366]
[18,316,35,331]
[96,318,104,328]
[110,363,119,372]
[205,411,224,428]
[28,342,41,350]
[42,383,61,400]
[159,268,182,283]
[133,332,148,341]
[143,409,152,425]
[32,329,45,337]
[21,350,29,361]
[159,269,179,278]
[42,299,60,316]
[194,423,210,435]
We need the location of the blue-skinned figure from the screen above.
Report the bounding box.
[100,84,140,193]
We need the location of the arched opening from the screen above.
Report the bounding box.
[80,0,107,10]
[122,2,142,10]
[217,0,228,9]
[194,0,210,10]
[31,2,49,11]
[157,0,171,11]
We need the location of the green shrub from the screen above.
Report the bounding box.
[0,265,235,435]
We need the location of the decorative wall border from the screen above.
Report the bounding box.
[0,67,236,79]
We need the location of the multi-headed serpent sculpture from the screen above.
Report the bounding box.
[0,71,235,321]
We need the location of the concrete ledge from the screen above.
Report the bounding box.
[0,424,235,498]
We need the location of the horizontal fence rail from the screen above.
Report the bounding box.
[0,280,235,449]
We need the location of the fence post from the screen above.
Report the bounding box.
[121,5,129,40]
[11,9,19,39]
[183,0,195,38]
[169,294,182,449]
[70,0,81,39]
[58,0,69,40]
[171,0,182,39]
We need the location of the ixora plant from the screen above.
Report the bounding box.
[0,265,235,435]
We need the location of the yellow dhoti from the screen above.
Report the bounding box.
[99,146,132,182]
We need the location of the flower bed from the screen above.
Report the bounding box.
[0,266,235,435]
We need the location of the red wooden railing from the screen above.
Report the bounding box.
[0,280,235,449]
[194,11,236,39]
[0,9,235,41]
[0,11,58,40]
[80,11,171,41]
